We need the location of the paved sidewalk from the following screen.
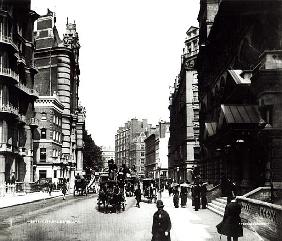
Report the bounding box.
[0,191,67,209]
[158,191,268,241]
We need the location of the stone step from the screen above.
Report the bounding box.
[208,202,225,213]
[211,199,226,208]
[215,197,227,205]
[207,204,224,216]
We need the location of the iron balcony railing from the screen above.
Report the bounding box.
[16,82,39,97]
[0,103,19,115]
[0,34,18,51]
[0,65,19,82]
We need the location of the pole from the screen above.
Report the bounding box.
[49,47,52,95]
[159,167,161,200]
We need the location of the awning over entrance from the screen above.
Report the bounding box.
[221,104,260,124]
[205,122,217,136]
[228,70,251,85]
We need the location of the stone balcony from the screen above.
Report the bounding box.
[27,117,39,127]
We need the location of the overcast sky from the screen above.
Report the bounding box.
[31,0,199,147]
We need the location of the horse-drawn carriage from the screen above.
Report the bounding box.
[97,179,126,213]
[73,175,88,196]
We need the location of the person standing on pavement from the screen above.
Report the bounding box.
[193,182,201,211]
[62,179,67,200]
[217,197,243,241]
[180,186,188,207]
[134,185,142,208]
[201,183,207,209]
[151,200,171,241]
[173,187,179,208]
[48,180,53,196]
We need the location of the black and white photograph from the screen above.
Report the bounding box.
[0,0,281,240]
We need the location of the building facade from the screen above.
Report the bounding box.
[33,10,85,186]
[145,121,169,179]
[168,26,200,183]
[0,0,39,188]
[101,146,115,171]
[197,0,282,192]
[115,118,153,175]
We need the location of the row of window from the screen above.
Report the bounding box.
[38,170,58,179]
[40,129,62,143]
[40,148,61,161]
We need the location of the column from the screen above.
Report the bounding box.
[24,125,33,183]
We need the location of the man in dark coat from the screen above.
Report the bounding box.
[219,198,243,241]
[134,185,142,208]
[193,183,201,211]
[152,200,171,241]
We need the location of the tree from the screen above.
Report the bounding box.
[82,129,103,173]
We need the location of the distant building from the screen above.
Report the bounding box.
[101,146,115,171]
[115,118,153,176]
[168,26,199,183]
[33,10,85,185]
[145,121,170,179]
[130,132,146,178]
[0,0,39,188]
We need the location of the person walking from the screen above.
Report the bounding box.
[48,180,53,196]
[173,187,179,208]
[180,186,188,207]
[201,183,207,209]
[193,182,201,211]
[62,180,67,200]
[134,185,142,208]
[151,200,171,241]
[216,197,243,241]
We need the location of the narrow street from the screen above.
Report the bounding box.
[0,191,266,241]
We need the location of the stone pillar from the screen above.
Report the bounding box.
[24,125,33,183]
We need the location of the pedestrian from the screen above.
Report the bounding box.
[180,186,188,207]
[193,182,201,211]
[134,185,142,208]
[216,197,243,241]
[48,180,53,196]
[151,200,171,241]
[62,180,67,200]
[201,182,207,209]
[173,187,179,208]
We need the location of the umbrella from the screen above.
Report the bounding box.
[180,183,190,187]
[171,183,179,187]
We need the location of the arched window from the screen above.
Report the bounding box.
[41,128,46,139]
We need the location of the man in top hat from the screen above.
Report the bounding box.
[151,200,171,241]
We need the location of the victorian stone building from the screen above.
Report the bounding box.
[197,0,282,192]
[168,26,200,183]
[144,121,170,179]
[0,0,39,189]
[115,118,153,175]
[33,10,85,186]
